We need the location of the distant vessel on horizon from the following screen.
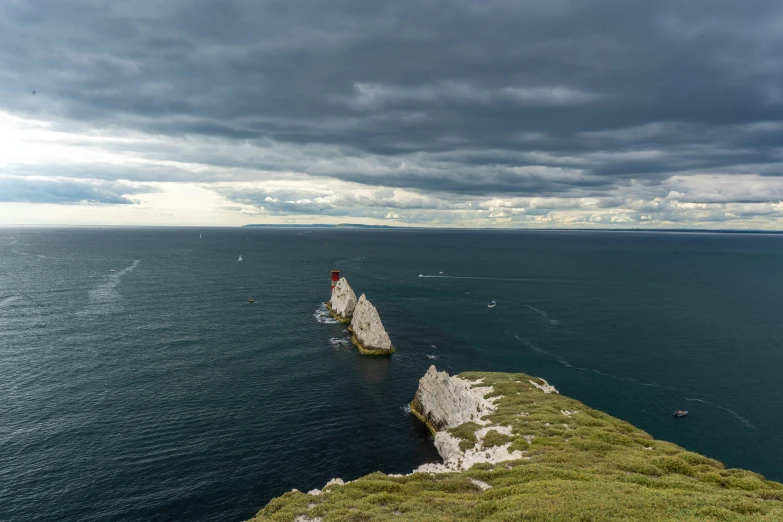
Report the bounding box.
[238,255,243,262]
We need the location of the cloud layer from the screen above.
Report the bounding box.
[2,0,783,227]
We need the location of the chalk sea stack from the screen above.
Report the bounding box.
[349,294,394,355]
[326,277,356,323]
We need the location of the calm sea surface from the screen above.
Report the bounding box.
[1,228,782,521]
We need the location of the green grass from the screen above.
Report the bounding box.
[252,371,783,521]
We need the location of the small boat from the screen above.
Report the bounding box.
[439,271,443,275]
[248,297,254,303]
[673,410,688,418]
[418,274,423,277]
[199,233,202,239]
[488,300,497,308]
[238,255,243,262]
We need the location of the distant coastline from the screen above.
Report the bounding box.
[243,223,783,234]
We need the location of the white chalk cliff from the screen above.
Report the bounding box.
[411,365,526,473]
[349,294,394,354]
[328,277,357,321]
[411,365,496,432]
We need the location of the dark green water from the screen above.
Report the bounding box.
[1,228,782,521]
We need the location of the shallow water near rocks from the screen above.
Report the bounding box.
[1,227,782,521]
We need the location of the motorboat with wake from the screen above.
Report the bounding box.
[488,300,496,308]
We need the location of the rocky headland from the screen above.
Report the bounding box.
[252,366,783,521]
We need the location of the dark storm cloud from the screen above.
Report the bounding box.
[2,0,783,202]
[0,177,157,204]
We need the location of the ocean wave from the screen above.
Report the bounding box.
[0,295,21,307]
[400,404,411,414]
[330,337,351,349]
[425,354,438,360]
[526,305,559,325]
[314,303,338,324]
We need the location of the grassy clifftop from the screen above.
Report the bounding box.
[253,371,783,521]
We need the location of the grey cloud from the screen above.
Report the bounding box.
[339,82,600,111]
[215,186,468,217]
[0,177,157,204]
[2,0,783,225]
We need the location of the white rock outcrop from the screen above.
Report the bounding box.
[422,426,525,473]
[411,365,497,432]
[324,478,344,488]
[529,379,559,394]
[470,478,492,491]
[349,294,393,354]
[328,278,357,321]
[411,366,527,475]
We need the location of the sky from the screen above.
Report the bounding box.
[1,1,783,228]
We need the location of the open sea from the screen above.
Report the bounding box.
[1,227,782,522]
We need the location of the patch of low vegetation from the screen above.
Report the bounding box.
[481,430,514,448]
[252,371,783,521]
[448,422,480,451]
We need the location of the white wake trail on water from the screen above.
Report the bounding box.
[684,398,756,429]
[82,260,141,314]
[12,249,47,258]
[113,260,141,278]
[418,274,546,282]
[526,305,559,325]
[336,256,366,265]
[518,337,676,391]
[517,336,756,430]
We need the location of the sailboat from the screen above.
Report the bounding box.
[238,255,243,262]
